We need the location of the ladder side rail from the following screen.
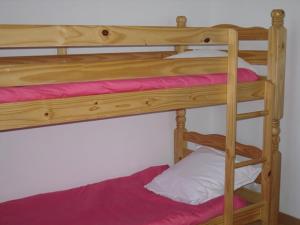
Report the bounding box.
[224,29,238,225]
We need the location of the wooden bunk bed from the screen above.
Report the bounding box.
[0,9,286,225]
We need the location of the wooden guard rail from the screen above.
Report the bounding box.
[0,57,228,87]
[0,25,230,48]
[0,27,239,88]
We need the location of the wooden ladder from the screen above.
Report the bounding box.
[224,30,274,225]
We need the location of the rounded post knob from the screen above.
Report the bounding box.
[272,9,285,26]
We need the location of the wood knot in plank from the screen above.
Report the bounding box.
[204,37,211,43]
[145,98,157,107]
[43,110,53,119]
[101,29,109,36]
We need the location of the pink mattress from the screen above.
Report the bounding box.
[0,165,246,225]
[0,68,258,103]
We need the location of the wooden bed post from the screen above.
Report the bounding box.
[174,16,187,163]
[268,9,286,225]
[175,16,187,53]
[174,109,187,163]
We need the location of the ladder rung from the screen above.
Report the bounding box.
[235,158,266,169]
[237,110,268,121]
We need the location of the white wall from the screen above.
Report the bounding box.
[0,0,299,218]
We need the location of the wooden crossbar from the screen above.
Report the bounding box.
[237,110,268,120]
[235,158,265,169]
[0,81,265,131]
[238,50,268,65]
[0,25,230,48]
[183,132,263,160]
[0,57,228,87]
[213,24,268,40]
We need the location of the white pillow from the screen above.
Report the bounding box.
[166,49,258,74]
[145,146,261,205]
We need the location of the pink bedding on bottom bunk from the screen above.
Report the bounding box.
[0,165,247,225]
[0,68,258,103]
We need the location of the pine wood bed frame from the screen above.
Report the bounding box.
[0,9,286,225]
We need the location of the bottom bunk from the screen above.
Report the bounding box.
[0,136,264,225]
[0,165,245,225]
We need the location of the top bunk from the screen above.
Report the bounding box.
[0,10,286,131]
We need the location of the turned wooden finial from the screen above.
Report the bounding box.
[176,16,187,27]
[176,109,186,129]
[272,9,285,26]
[174,109,187,162]
[175,16,187,53]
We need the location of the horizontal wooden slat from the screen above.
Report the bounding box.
[236,188,262,203]
[201,202,264,225]
[185,49,268,65]
[237,110,268,120]
[238,50,268,65]
[0,80,265,131]
[213,24,268,40]
[0,57,228,87]
[0,50,267,65]
[0,25,230,48]
[235,158,265,168]
[0,51,174,64]
[183,132,262,159]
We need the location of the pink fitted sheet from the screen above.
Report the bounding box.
[0,68,258,104]
[0,165,246,225]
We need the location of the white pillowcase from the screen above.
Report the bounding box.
[145,146,261,205]
[166,49,258,74]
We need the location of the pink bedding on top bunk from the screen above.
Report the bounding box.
[0,68,258,103]
[0,165,247,225]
